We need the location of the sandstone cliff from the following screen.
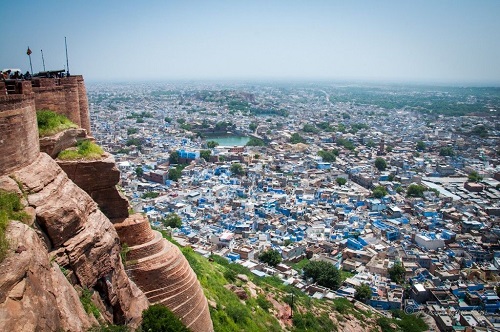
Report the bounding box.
[0,154,149,330]
[57,151,214,332]
[0,221,97,332]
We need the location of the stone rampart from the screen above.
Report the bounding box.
[0,84,39,176]
[32,76,91,133]
[115,215,214,332]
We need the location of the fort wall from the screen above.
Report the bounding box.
[31,76,91,133]
[0,81,39,176]
[115,214,214,332]
[0,76,91,175]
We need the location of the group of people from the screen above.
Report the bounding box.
[1,70,31,80]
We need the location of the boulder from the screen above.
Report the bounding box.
[39,128,87,158]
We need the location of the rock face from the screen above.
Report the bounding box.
[115,214,214,332]
[39,127,87,158]
[57,153,129,219]
[0,222,97,332]
[5,153,149,328]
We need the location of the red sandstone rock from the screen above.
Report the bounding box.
[115,215,214,332]
[0,222,97,332]
[39,127,87,158]
[6,154,149,328]
[57,153,129,219]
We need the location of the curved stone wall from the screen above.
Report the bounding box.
[0,86,39,176]
[115,215,214,332]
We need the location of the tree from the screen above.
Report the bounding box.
[416,141,426,151]
[302,123,319,133]
[207,140,219,148]
[374,157,387,171]
[468,171,483,183]
[439,147,455,157]
[372,185,387,198]
[230,163,245,176]
[246,137,265,146]
[318,150,336,162]
[388,262,406,284]
[336,177,347,186]
[168,167,182,181]
[249,122,258,131]
[289,133,306,144]
[470,125,488,137]
[407,184,426,197]
[258,249,282,267]
[169,151,180,164]
[141,304,190,332]
[135,166,144,178]
[162,213,182,228]
[200,150,211,162]
[164,117,172,123]
[302,260,342,290]
[354,283,372,302]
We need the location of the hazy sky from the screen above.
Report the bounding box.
[2,0,499,85]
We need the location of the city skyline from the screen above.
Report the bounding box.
[1,0,500,85]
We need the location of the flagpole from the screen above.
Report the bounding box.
[27,46,33,74]
[41,49,46,71]
[65,37,70,76]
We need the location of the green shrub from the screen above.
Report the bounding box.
[0,190,29,262]
[37,109,77,137]
[58,140,104,160]
[120,243,130,265]
[80,288,100,319]
[141,304,190,332]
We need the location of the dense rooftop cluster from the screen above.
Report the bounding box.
[90,81,500,331]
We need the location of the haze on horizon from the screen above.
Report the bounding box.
[1,0,500,86]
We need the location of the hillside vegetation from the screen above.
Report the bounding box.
[167,233,429,332]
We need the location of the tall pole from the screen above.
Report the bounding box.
[65,37,70,76]
[27,47,33,74]
[41,49,46,71]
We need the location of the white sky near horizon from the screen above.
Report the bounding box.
[1,0,500,85]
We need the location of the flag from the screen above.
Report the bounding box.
[27,47,32,55]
